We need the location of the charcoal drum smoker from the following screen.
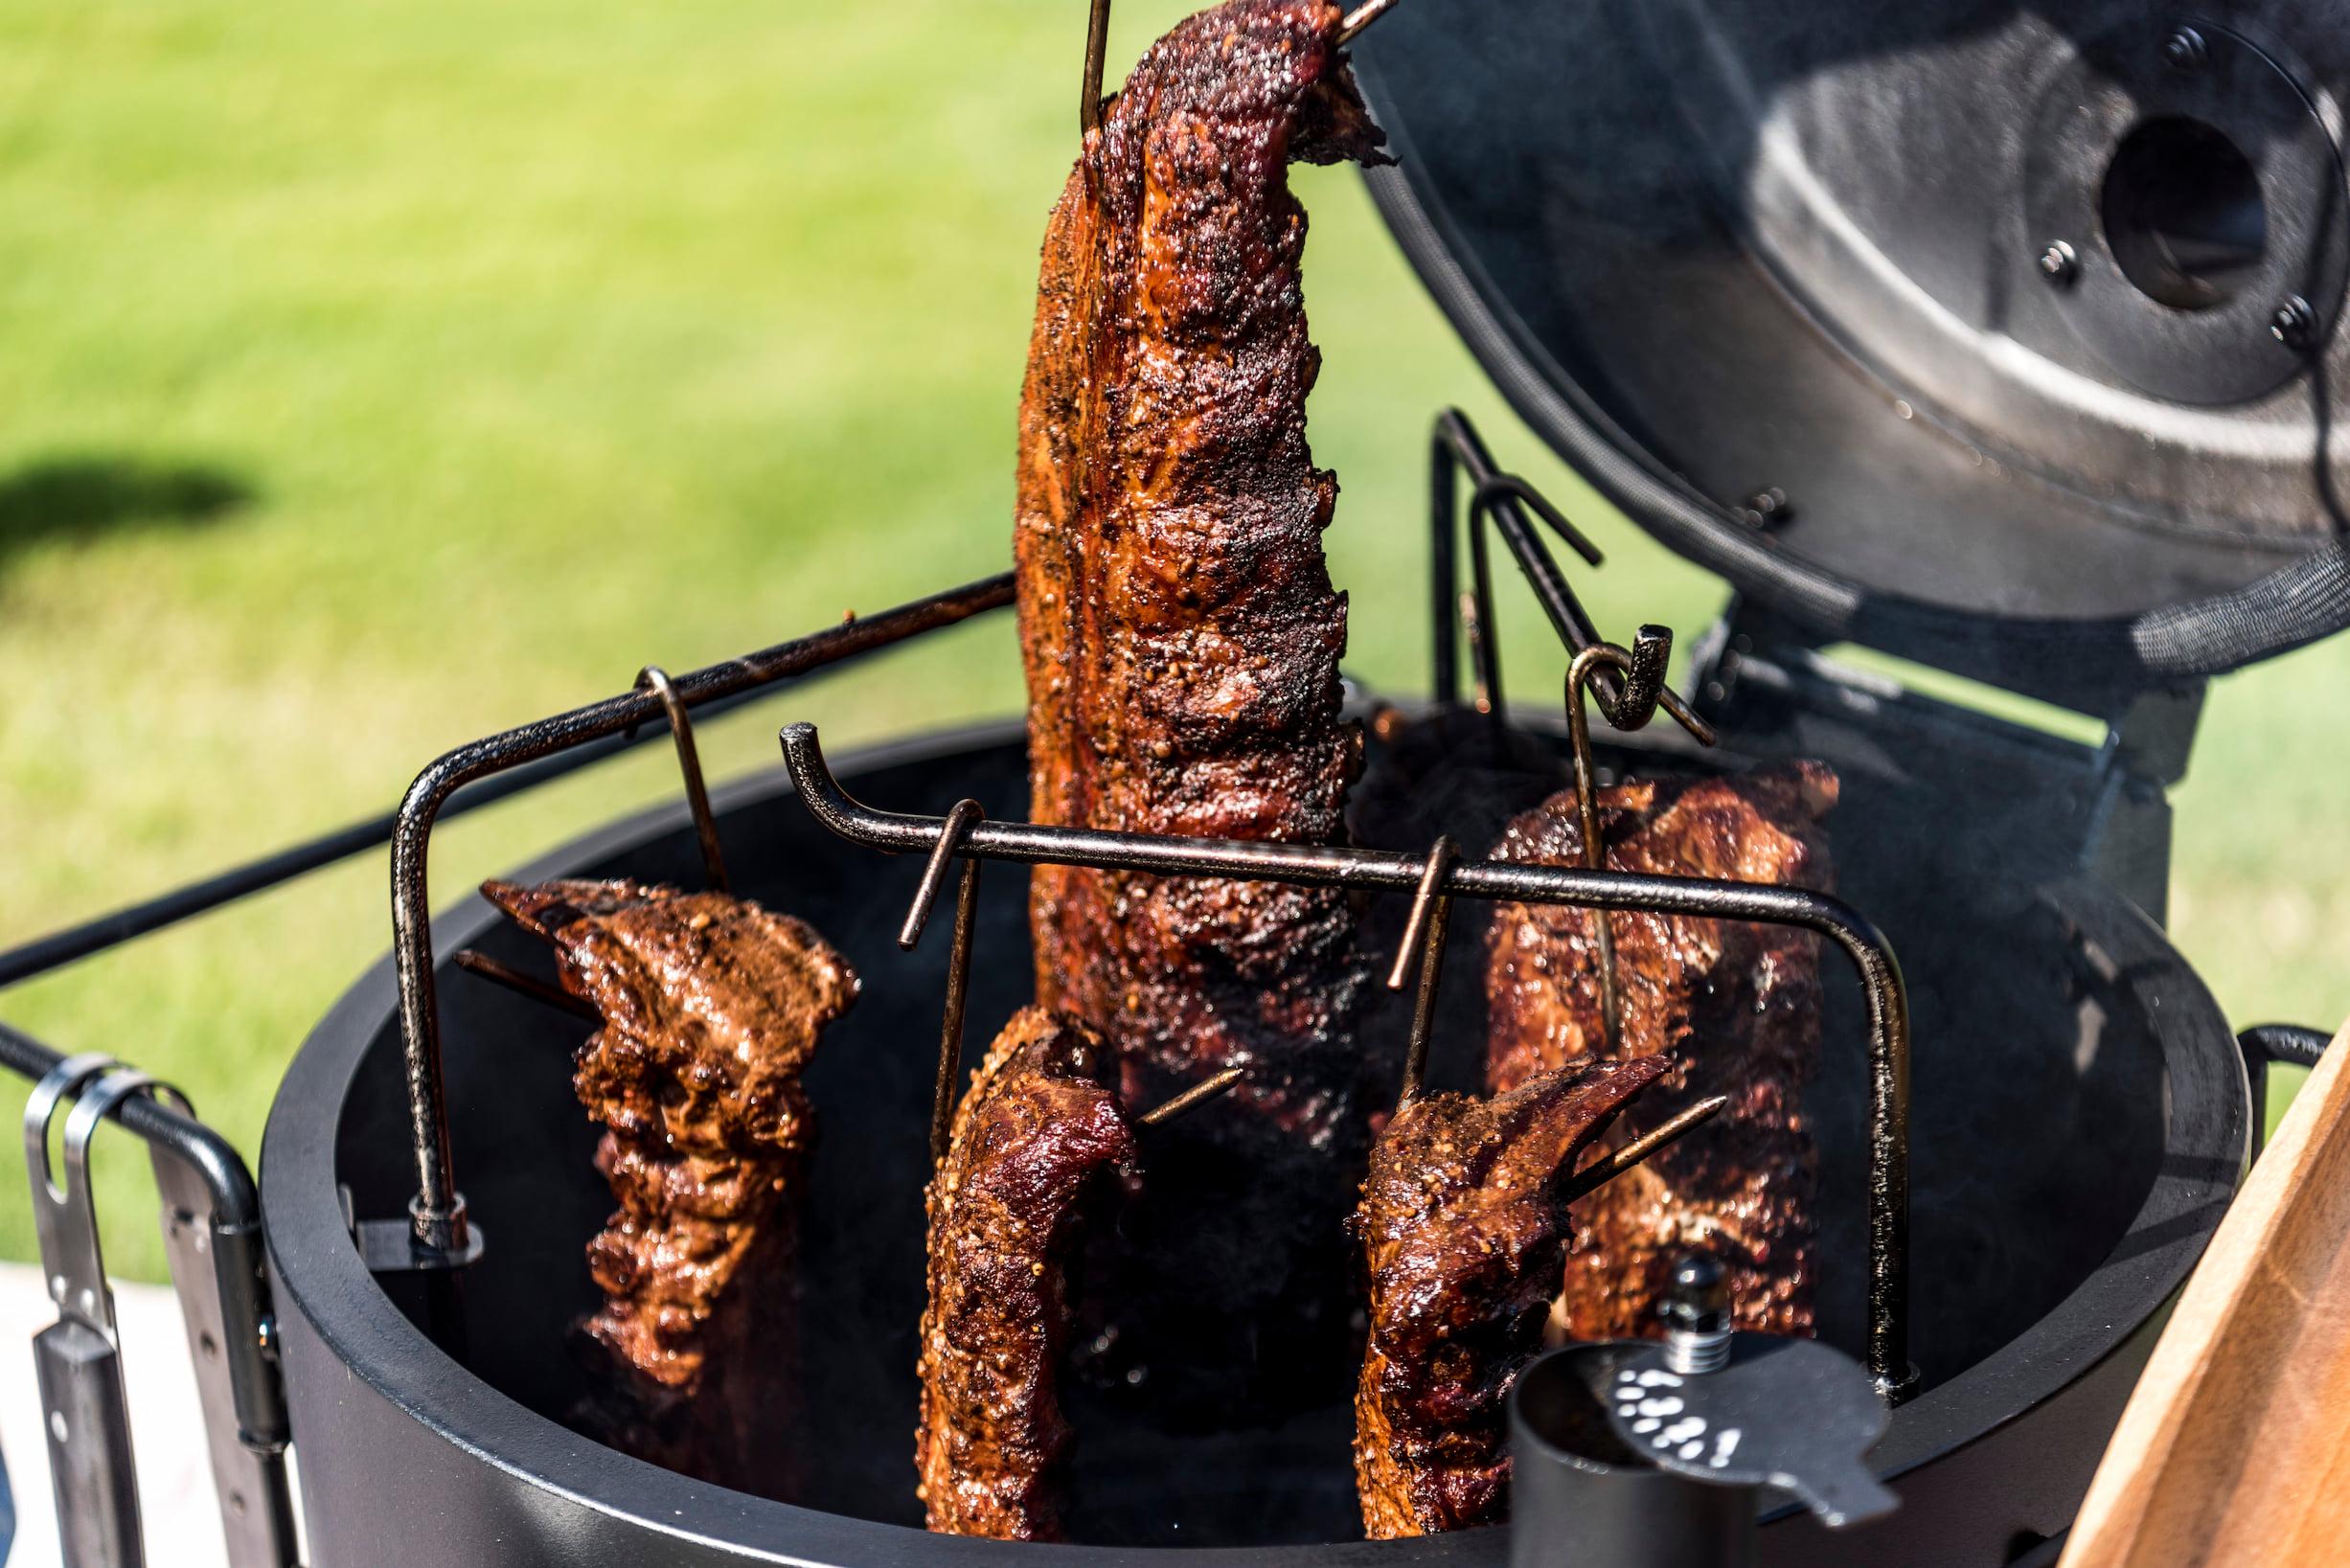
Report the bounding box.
[7,2,2350,1564]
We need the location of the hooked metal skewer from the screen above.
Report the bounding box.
[1080,0,1113,135]
[901,800,986,951]
[1557,1094,1728,1207]
[1563,636,1718,1053]
[900,803,988,1165]
[634,665,730,894]
[1396,836,1461,1106]
[1337,0,1402,42]
[452,948,599,1024]
[1388,835,1460,992]
[1137,1066,1245,1127]
[1082,0,1400,138]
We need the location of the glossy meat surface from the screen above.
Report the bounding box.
[1482,764,1837,1340]
[1014,0,1386,1139]
[483,877,857,1397]
[1353,1058,1666,1537]
[917,1009,1137,1540]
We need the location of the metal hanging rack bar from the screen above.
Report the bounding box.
[777,720,1916,1398]
[385,574,1014,1261]
[0,581,1013,995]
[634,665,731,894]
[901,800,987,1165]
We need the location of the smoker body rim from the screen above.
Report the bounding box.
[262,719,2246,1561]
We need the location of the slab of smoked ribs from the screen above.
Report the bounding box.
[1353,1058,1667,1537]
[917,1009,1138,1540]
[1482,763,1838,1341]
[1011,0,1387,1417]
[484,877,857,1489]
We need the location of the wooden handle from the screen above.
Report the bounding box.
[2062,1020,2350,1566]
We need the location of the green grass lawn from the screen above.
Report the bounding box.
[0,0,2341,1282]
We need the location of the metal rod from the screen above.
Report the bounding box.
[1080,0,1113,135]
[779,721,1914,1397]
[1337,0,1402,42]
[1387,836,1460,991]
[1398,878,1454,1107]
[929,855,983,1167]
[635,666,729,894]
[1563,640,1720,1054]
[1432,408,1623,716]
[389,573,1014,1257]
[1557,1094,1728,1207]
[1464,483,1505,728]
[451,949,598,1024]
[901,800,985,951]
[1430,425,1460,707]
[1136,1066,1244,1128]
[0,576,1015,994]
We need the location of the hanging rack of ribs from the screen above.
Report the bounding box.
[1483,762,1840,1340]
[1012,0,1393,1420]
[915,1008,1139,1540]
[1015,0,1387,1141]
[482,876,857,1484]
[1352,1056,1669,1536]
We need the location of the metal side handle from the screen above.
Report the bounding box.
[25,1059,145,1568]
[150,1144,300,1567]
[2239,1024,2333,1163]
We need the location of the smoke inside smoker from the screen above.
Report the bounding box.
[1011,0,1389,1420]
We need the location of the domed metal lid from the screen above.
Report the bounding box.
[1351,0,2350,705]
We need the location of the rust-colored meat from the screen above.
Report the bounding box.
[1353,1058,1668,1537]
[1014,0,1386,1139]
[482,876,856,1461]
[1482,763,1837,1340]
[917,1009,1138,1540]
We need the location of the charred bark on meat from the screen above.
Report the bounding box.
[917,1009,1138,1539]
[1482,764,1837,1341]
[1013,0,1390,1421]
[1353,1057,1665,1536]
[484,876,857,1491]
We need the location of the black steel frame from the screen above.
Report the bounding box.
[774,721,1917,1395]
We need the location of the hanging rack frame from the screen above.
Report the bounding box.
[776,721,1917,1399]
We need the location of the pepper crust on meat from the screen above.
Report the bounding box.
[917,1009,1138,1540]
[1483,763,1837,1340]
[1354,1058,1668,1537]
[482,878,856,1399]
[1015,0,1386,1139]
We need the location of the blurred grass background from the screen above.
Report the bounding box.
[0,0,2340,1282]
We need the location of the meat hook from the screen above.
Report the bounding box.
[633,666,731,894]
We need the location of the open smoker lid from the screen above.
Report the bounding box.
[1349,0,2350,709]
